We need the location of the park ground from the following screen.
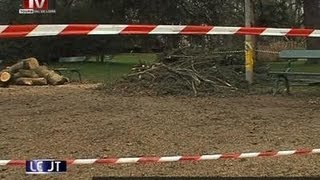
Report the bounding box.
[0,54,320,179]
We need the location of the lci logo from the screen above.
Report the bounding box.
[26,160,67,174]
[19,0,56,14]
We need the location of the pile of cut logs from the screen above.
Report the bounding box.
[0,57,68,87]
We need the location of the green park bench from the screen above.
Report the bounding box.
[53,68,82,82]
[268,50,320,95]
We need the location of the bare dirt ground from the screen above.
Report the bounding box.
[0,84,319,179]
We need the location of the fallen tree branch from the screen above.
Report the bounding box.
[120,49,246,95]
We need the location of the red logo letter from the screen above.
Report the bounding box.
[23,0,48,10]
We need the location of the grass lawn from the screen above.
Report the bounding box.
[50,53,157,82]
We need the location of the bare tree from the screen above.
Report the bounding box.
[304,0,320,63]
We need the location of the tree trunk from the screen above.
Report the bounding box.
[0,71,11,83]
[23,57,40,69]
[100,55,105,63]
[34,66,68,85]
[0,57,40,87]
[304,0,320,64]
[0,70,11,87]
[13,69,39,80]
[8,57,40,73]
[15,77,47,86]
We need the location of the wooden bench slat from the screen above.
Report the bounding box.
[279,50,320,59]
[270,50,320,95]
[269,71,320,76]
[53,68,80,71]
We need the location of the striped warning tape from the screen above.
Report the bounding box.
[211,50,244,54]
[1,148,319,166]
[255,50,280,54]
[0,24,320,38]
[168,50,279,55]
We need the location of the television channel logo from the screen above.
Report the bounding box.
[26,160,67,174]
[19,0,56,14]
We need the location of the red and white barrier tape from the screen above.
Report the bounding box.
[0,24,320,38]
[1,148,319,166]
